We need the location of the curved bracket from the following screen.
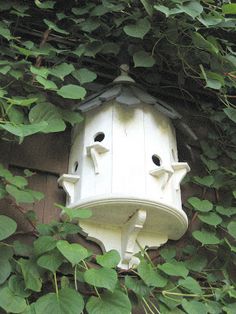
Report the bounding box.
[149,166,174,190]
[121,209,147,269]
[58,174,80,205]
[171,162,190,191]
[86,143,109,174]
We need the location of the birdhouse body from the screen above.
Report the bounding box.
[59,83,190,269]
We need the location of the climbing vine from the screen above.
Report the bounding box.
[0,0,236,313]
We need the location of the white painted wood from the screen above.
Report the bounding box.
[59,95,190,269]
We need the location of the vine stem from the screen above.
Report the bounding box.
[74,264,78,291]
[162,291,214,298]
[82,260,101,299]
[142,298,156,314]
[53,272,59,298]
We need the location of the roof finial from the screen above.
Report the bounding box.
[113,64,135,83]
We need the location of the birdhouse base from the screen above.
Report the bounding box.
[64,194,188,269]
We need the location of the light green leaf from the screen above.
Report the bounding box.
[0,287,27,313]
[18,258,42,292]
[194,175,214,187]
[58,109,83,126]
[34,236,57,256]
[96,250,120,268]
[224,108,236,123]
[6,175,28,188]
[177,1,203,18]
[192,230,221,245]
[56,240,88,266]
[227,221,236,239]
[86,290,131,314]
[37,251,64,272]
[29,102,66,133]
[0,121,48,138]
[216,206,236,217]
[158,261,189,278]
[8,275,31,298]
[84,268,118,292]
[58,204,92,220]
[72,68,97,85]
[188,197,213,212]
[154,5,170,16]
[57,84,86,99]
[34,288,84,314]
[0,65,11,74]
[198,212,222,226]
[43,19,69,34]
[6,185,35,203]
[124,18,151,39]
[133,51,155,68]
[137,260,167,287]
[178,277,202,294]
[182,299,208,314]
[222,4,236,14]
[0,215,17,240]
[35,1,55,9]
[49,63,74,80]
[0,21,12,40]
[36,76,57,90]
[7,97,38,106]
[30,66,49,79]
[140,0,153,16]
[160,247,176,261]
[0,258,11,284]
[193,33,219,54]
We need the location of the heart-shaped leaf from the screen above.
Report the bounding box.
[178,277,202,294]
[86,290,131,314]
[84,268,118,292]
[158,261,189,278]
[123,18,150,39]
[96,250,120,268]
[133,50,155,68]
[192,230,221,245]
[56,240,88,266]
[188,197,213,212]
[37,250,64,273]
[34,236,57,256]
[34,288,84,314]
[198,212,222,226]
[137,260,167,287]
[57,84,86,99]
[0,287,27,313]
[227,221,236,239]
[0,215,17,240]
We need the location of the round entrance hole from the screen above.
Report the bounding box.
[94,132,105,142]
[152,154,161,166]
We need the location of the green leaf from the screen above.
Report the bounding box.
[72,68,97,85]
[58,109,83,126]
[178,277,202,294]
[49,63,74,80]
[7,97,38,107]
[0,258,11,284]
[194,175,214,187]
[193,33,219,54]
[188,197,213,212]
[84,268,118,292]
[37,250,63,272]
[177,1,203,18]
[154,5,170,17]
[140,0,153,16]
[35,1,55,9]
[13,240,33,257]
[96,250,120,268]
[137,260,167,287]
[124,18,151,39]
[18,258,42,292]
[158,261,189,278]
[124,276,150,297]
[227,221,236,239]
[57,84,86,99]
[0,122,48,138]
[35,76,57,90]
[198,212,222,226]
[34,288,84,314]
[224,108,236,123]
[58,204,92,221]
[34,236,57,256]
[0,22,11,40]
[182,299,208,314]
[185,255,207,272]
[6,185,35,203]
[0,287,27,313]
[86,290,131,314]
[192,230,221,245]
[7,175,28,188]
[29,103,66,133]
[30,66,48,79]
[8,275,31,298]
[56,240,88,266]
[222,4,236,14]
[133,51,155,68]
[0,65,11,74]
[43,19,69,34]
[0,215,17,240]
[159,247,176,261]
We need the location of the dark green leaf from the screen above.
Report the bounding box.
[158,261,189,278]
[137,260,167,287]
[0,287,27,313]
[37,250,64,272]
[133,51,155,68]
[124,18,151,39]
[84,268,118,292]
[0,215,17,240]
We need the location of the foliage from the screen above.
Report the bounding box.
[0,0,236,313]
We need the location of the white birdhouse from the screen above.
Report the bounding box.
[58,66,190,269]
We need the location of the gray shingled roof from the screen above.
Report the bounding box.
[74,81,197,141]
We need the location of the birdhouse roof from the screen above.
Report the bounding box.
[75,82,181,120]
